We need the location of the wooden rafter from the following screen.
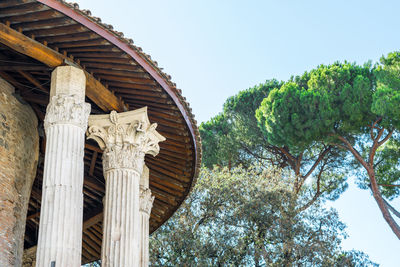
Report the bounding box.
[0,0,201,261]
[18,70,48,93]
[0,22,125,112]
[89,151,98,177]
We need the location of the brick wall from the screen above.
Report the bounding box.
[0,77,39,267]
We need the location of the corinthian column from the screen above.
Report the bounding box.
[87,108,165,267]
[139,166,154,267]
[36,66,91,267]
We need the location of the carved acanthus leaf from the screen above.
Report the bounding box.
[44,94,91,131]
[102,144,145,173]
[87,108,165,172]
[139,187,154,215]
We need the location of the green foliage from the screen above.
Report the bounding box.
[150,166,377,266]
[256,62,374,152]
[223,80,281,150]
[373,51,400,129]
[256,56,400,200]
[374,138,400,199]
[199,80,281,168]
[193,51,400,263]
[333,250,379,267]
[201,78,349,204]
[256,81,327,152]
[371,85,400,129]
[256,53,400,238]
[199,113,236,168]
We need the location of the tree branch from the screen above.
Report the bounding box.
[295,152,303,176]
[370,117,382,140]
[192,213,213,234]
[369,127,385,165]
[378,184,400,187]
[383,198,400,219]
[330,142,347,151]
[238,143,266,166]
[279,147,295,162]
[332,123,400,239]
[297,164,325,212]
[368,169,400,239]
[374,157,386,168]
[336,135,370,171]
[299,146,332,191]
[378,130,394,147]
[279,147,296,171]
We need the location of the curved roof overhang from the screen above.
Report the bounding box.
[39,0,198,143]
[0,0,201,263]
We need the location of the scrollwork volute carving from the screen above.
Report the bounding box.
[44,94,91,131]
[87,108,166,173]
[140,187,155,215]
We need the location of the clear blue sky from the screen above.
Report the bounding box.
[75,0,400,265]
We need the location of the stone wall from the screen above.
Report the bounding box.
[0,77,39,267]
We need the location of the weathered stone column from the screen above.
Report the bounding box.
[139,165,154,267]
[87,108,165,267]
[36,66,91,267]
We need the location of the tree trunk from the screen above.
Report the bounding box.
[367,168,400,239]
[336,133,400,240]
[280,198,297,266]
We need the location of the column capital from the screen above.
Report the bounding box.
[44,66,90,131]
[140,187,154,215]
[87,108,165,172]
[37,65,88,266]
[44,94,91,131]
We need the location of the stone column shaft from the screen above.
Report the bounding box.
[139,206,151,267]
[36,66,90,267]
[139,166,154,267]
[102,168,140,266]
[87,108,165,267]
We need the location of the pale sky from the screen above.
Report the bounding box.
[74,0,400,265]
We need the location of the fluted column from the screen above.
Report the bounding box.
[36,66,91,267]
[139,166,154,267]
[87,108,165,267]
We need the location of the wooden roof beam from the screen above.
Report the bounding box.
[1,9,63,24]
[24,210,104,260]
[17,70,48,93]
[0,2,48,18]
[23,24,87,38]
[0,64,51,71]
[0,22,126,112]
[11,17,72,31]
[0,0,32,9]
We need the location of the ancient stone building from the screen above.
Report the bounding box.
[0,76,39,267]
[0,1,201,266]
